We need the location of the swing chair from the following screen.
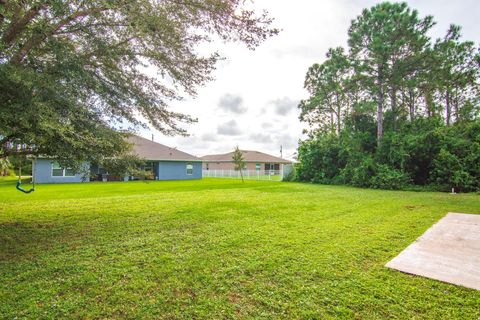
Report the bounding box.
[16,158,35,194]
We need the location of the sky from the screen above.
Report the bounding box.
[140,0,480,160]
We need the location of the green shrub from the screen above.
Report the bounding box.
[431,149,476,192]
[296,119,480,192]
[349,156,375,188]
[370,165,411,190]
[296,135,346,184]
[451,170,475,192]
[100,155,147,179]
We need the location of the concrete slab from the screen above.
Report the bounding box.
[386,212,480,290]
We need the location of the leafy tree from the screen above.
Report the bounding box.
[0,0,278,164]
[300,47,351,136]
[99,154,146,180]
[296,2,480,192]
[348,2,434,145]
[434,25,479,125]
[232,146,246,183]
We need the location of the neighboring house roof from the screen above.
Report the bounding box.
[127,135,201,162]
[201,150,292,164]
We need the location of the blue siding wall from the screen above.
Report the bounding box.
[157,161,202,180]
[34,159,90,184]
[33,159,201,183]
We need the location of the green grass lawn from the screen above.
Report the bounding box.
[1,178,479,319]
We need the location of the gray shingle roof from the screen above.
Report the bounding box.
[127,135,201,162]
[200,150,291,164]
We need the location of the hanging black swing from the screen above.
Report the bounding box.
[16,159,35,194]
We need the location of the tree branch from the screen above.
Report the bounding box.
[2,3,45,46]
[10,6,108,65]
[0,0,7,25]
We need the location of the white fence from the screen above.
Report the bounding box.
[202,169,283,181]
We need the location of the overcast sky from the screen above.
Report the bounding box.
[140,0,480,160]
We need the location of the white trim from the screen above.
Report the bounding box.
[64,168,76,177]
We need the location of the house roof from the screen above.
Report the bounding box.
[200,150,292,164]
[127,135,201,162]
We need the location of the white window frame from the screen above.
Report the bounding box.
[51,162,75,177]
[186,163,193,175]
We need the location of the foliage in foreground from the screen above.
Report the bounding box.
[297,2,480,192]
[0,157,12,176]
[0,178,479,319]
[0,0,277,164]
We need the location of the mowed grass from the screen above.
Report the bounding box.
[1,178,479,319]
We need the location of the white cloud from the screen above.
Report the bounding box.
[217,120,243,136]
[201,133,219,141]
[250,133,273,144]
[218,93,247,114]
[274,133,298,150]
[270,97,298,116]
[261,122,273,129]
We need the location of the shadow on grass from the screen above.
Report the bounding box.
[0,219,93,263]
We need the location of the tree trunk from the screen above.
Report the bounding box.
[453,90,459,123]
[376,65,384,147]
[377,86,384,147]
[425,90,434,118]
[330,111,335,134]
[445,89,450,126]
[391,87,397,131]
[335,92,341,135]
[408,89,415,122]
[337,111,341,135]
[2,4,44,47]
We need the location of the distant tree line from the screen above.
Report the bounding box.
[296,2,480,192]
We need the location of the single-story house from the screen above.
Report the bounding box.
[200,150,292,173]
[33,135,202,183]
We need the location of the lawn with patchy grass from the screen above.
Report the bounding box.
[1,178,479,319]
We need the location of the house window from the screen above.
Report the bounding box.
[255,163,261,171]
[206,163,209,170]
[52,162,63,176]
[64,168,76,177]
[186,163,193,175]
[51,162,75,177]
